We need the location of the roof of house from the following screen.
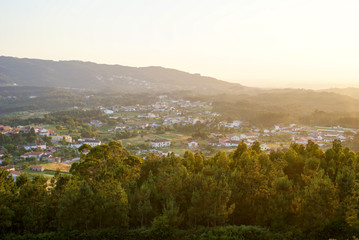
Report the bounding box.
[10,170,22,175]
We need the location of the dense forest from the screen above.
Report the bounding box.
[2,140,359,239]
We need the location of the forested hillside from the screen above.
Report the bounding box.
[2,140,359,239]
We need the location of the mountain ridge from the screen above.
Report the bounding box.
[0,56,248,94]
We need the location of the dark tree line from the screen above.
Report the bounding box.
[1,140,359,239]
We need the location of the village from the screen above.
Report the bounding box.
[1,95,357,179]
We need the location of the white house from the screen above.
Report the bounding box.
[84,139,102,147]
[227,134,240,141]
[115,125,127,131]
[21,152,44,160]
[104,109,114,114]
[231,120,242,127]
[188,141,199,148]
[70,139,102,149]
[147,113,159,118]
[38,129,50,136]
[225,141,239,147]
[70,143,83,149]
[24,143,47,150]
[78,138,102,147]
[151,139,171,148]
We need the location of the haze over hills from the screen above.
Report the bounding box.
[0,56,250,94]
[319,87,359,99]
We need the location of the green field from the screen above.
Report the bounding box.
[0,110,49,119]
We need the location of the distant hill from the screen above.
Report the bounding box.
[0,56,250,94]
[320,87,359,99]
[211,89,359,127]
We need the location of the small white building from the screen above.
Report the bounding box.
[188,141,199,148]
[104,109,114,114]
[70,143,83,149]
[71,139,102,148]
[147,113,159,118]
[21,152,44,160]
[231,120,242,127]
[24,143,47,150]
[151,139,171,148]
[227,134,240,141]
[38,129,50,136]
[84,139,102,147]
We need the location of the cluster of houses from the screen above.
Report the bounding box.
[146,123,358,153]
[0,125,56,135]
[19,138,102,162]
[2,96,359,167]
[89,97,359,154]
[208,133,258,147]
[0,124,102,163]
[20,151,61,163]
[103,96,219,132]
[265,124,356,147]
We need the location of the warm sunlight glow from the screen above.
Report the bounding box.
[1,0,359,88]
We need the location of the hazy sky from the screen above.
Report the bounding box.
[1,0,359,89]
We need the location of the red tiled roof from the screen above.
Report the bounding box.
[10,170,22,175]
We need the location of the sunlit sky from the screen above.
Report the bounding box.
[1,0,359,89]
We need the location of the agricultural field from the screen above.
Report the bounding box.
[40,162,71,172]
[18,162,72,179]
